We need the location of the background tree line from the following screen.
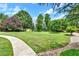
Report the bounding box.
[0,4,79,35]
[0,10,51,32]
[0,10,78,33]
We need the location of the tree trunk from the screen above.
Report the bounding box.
[70,32,73,36]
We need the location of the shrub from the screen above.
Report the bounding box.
[66,26,77,35]
[60,49,79,56]
[1,16,23,31]
[50,20,64,32]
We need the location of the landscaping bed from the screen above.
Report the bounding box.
[60,49,79,56]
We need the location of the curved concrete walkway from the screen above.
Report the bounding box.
[0,35,36,56]
[70,33,79,43]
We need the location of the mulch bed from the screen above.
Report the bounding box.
[37,42,79,56]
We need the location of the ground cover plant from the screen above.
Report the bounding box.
[60,49,79,56]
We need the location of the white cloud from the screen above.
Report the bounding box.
[0,3,8,11]
[33,17,37,21]
[44,8,53,14]
[12,6,21,15]
[4,6,21,16]
[32,17,37,24]
[53,14,65,19]
[4,12,12,16]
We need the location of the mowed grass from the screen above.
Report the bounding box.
[0,37,13,56]
[0,32,70,53]
[60,49,79,56]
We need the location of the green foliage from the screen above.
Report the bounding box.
[66,26,77,32]
[4,24,13,31]
[67,5,79,20]
[44,14,51,31]
[1,16,23,31]
[39,3,77,13]
[1,5,79,32]
[60,49,79,56]
[36,14,43,32]
[48,18,79,33]
[15,10,34,30]
[66,5,79,28]
[0,13,8,23]
[66,26,77,35]
[50,19,64,32]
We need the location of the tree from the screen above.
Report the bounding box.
[39,3,78,19]
[36,14,43,32]
[58,19,69,30]
[0,13,8,23]
[50,19,65,32]
[66,26,77,35]
[1,16,23,31]
[66,5,79,29]
[49,18,78,33]
[39,3,77,14]
[67,5,79,19]
[44,13,51,31]
[15,10,34,30]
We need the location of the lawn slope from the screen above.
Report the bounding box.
[0,37,13,56]
[0,32,70,53]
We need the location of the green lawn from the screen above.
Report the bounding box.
[0,37,13,56]
[60,49,79,56]
[0,32,70,53]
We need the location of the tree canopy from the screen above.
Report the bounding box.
[15,10,34,30]
[0,4,79,32]
[45,13,51,31]
[36,14,43,32]
[0,13,8,23]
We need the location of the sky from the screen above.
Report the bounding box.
[0,3,65,22]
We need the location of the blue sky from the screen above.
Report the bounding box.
[0,3,65,22]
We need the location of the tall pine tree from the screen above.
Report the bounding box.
[36,14,43,32]
[45,13,51,31]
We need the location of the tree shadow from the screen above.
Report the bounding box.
[49,31,62,34]
[64,33,74,36]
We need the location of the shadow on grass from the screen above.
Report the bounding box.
[64,33,74,36]
[49,31,62,34]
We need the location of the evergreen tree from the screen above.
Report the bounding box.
[45,14,51,31]
[36,14,43,32]
[15,10,34,30]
